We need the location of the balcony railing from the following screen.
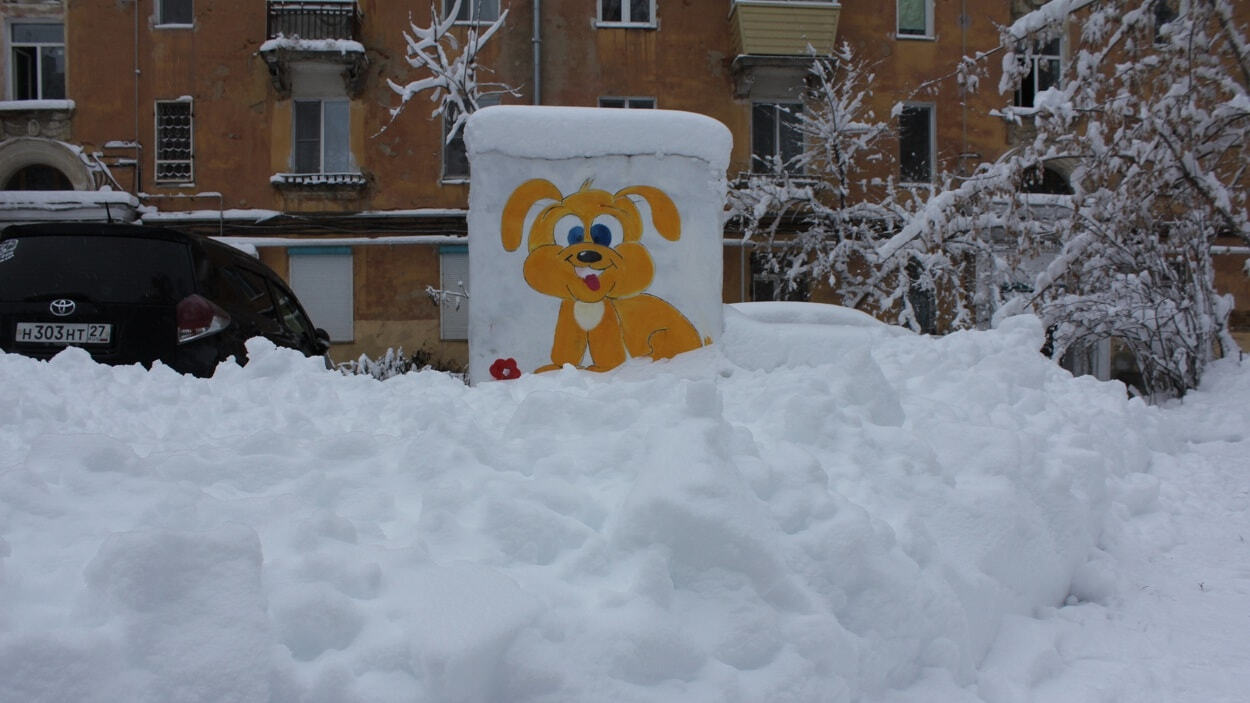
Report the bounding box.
[260,1,367,97]
[266,1,360,41]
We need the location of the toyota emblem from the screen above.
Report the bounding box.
[49,299,76,317]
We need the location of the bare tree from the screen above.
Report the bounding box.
[386,0,515,141]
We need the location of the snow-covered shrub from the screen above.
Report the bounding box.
[338,347,466,382]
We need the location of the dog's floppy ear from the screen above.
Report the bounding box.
[502,179,564,251]
[616,185,681,241]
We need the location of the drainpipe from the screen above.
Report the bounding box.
[133,0,142,193]
[531,0,541,104]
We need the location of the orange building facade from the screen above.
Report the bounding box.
[2,0,1240,366]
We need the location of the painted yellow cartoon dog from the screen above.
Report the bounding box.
[501,178,705,372]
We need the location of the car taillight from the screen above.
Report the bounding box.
[176,294,231,344]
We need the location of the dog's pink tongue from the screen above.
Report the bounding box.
[584,273,601,291]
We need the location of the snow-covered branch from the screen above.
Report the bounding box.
[385,0,517,140]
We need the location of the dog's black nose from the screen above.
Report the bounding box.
[576,250,602,263]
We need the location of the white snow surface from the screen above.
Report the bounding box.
[466,105,733,172]
[1,303,1248,702]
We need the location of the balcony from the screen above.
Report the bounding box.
[730,0,840,56]
[259,1,367,98]
[729,0,841,98]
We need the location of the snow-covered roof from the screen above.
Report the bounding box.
[0,190,140,226]
[466,105,733,172]
[0,190,137,208]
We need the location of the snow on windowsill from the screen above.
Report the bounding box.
[270,172,368,188]
[0,99,75,112]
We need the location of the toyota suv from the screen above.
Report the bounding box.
[0,222,332,377]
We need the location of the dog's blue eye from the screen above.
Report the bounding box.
[590,223,612,246]
[566,226,585,246]
[590,215,624,248]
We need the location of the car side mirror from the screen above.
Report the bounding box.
[315,328,332,352]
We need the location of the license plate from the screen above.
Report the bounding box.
[15,322,113,345]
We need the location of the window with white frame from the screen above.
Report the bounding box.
[293,98,351,174]
[155,100,194,183]
[599,96,656,109]
[896,0,932,38]
[447,0,499,24]
[1014,38,1061,108]
[158,0,194,25]
[288,247,354,342]
[598,0,655,26]
[9,23,65,101]
[898,103,934,183]
[751,102,803,174]
[443,95,498,181]
[439,247,469,340]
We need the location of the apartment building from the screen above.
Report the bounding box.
[6,0,1188,367]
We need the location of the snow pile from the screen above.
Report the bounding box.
[0,305,1169,702]
[467,105,733,170]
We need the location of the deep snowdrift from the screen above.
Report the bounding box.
[0,305,1169,702]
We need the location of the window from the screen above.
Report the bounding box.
[599,0,655,26]
[293,99,351,174]
[439,247,469,340]
[751,254,809,302]
[443,95,498,181]
[898,104,933,183]
[155,100,194,183]
[905,259,937,334]
[1014,38,1061,108]
[751,103,803,174]
[1154,0,1180,42]
[270,282,319,342]
[158,0,194,25]
[599,97,656,109]
[288,248,353,342]
[896,0,932,38]
[10,23,65,101]
[219,267,278,321]
[443,106,469,181]
[448,0,499,24]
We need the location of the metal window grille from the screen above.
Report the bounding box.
[155,101,194,183]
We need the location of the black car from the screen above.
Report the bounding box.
[0,222,332,377]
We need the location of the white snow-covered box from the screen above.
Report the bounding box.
[465,105,730,383]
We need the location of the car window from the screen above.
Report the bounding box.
[0,235,194,303]
[268,280,317,339]
[221,266,280,322]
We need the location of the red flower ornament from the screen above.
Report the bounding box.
[490,357,521,381]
